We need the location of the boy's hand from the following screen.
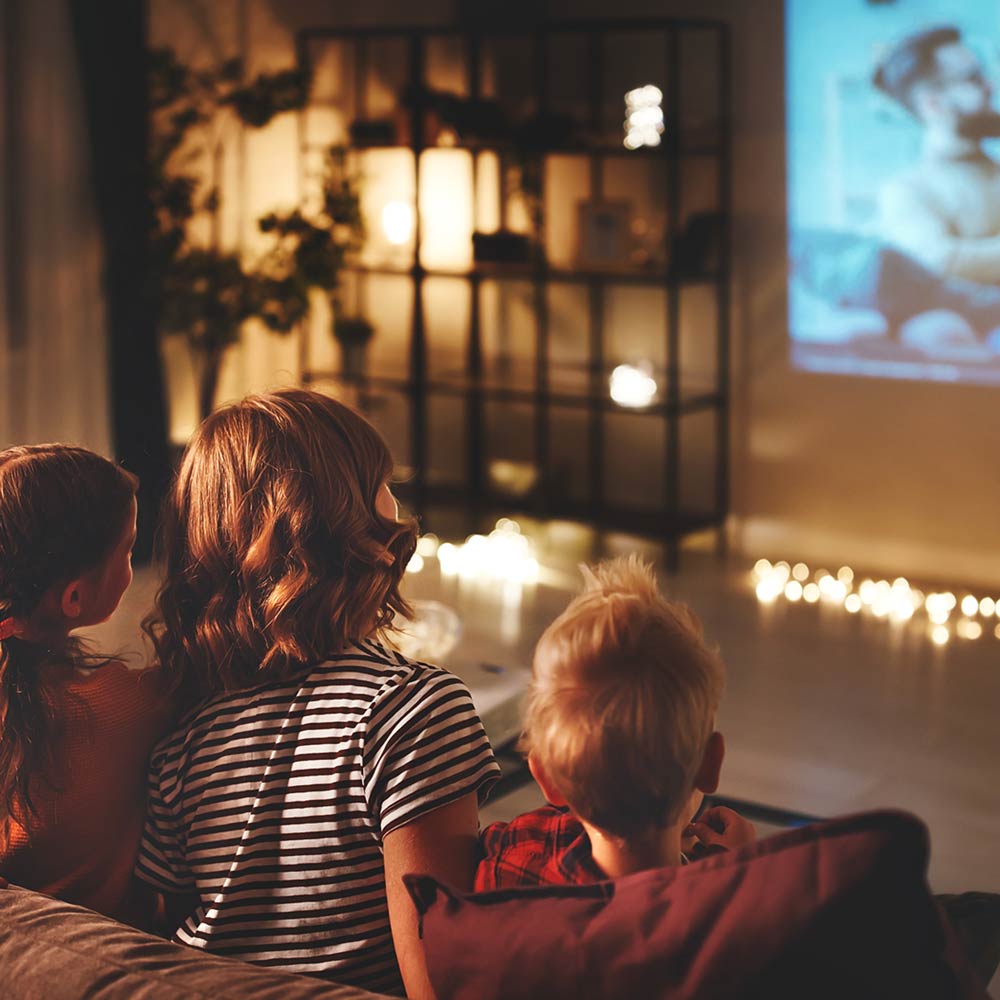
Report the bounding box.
[687,806,756,852]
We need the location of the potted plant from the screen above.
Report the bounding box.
[332,315,374,379]
[148,47,311,418]
[254,146,373,379]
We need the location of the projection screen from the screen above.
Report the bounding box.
[788,0,1000,384]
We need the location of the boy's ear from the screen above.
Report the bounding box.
[693,731,725,795]
[60,579,85,621]
[527,754,568,808]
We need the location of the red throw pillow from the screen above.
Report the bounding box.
[406,810,984,1000]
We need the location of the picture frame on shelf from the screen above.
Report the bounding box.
[576,200,633,270]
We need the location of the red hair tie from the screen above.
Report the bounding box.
[0,618,21,641]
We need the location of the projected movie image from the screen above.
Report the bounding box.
[788,2,1000,383]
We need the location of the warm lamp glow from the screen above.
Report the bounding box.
[382,200,414,245]
[610,363,657,408]
[418,150,473,270]
[623,84,665,149]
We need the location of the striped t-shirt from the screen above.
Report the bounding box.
[135,640,500,996]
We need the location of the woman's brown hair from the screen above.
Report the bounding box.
[145,388,418,706]
[0,445,138,830]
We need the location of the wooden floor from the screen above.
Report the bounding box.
[87,525,1000,993]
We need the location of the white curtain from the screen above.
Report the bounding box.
[0,0,112,454]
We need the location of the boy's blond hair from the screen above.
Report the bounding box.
[521,556,725,838]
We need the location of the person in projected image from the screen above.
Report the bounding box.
[869,25,1000,357]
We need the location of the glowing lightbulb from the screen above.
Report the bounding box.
[437,542,459,576]
[792,562,809,582]
[981,597,997,617]
[957,618,983,640]
[784,581,803,602]
[610,363,657,408]
[623,83,665,149]
[803,583,820,603]
[931,625,950,646]
[416,533,440,558]
[961,595,979,617]
[405,553,425,574]
[845,594,862,613]
[382,201,414,246]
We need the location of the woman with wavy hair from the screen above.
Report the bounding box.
[136,388,499,998]
[0,445,172,922]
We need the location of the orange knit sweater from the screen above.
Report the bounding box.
[0,662,174,922]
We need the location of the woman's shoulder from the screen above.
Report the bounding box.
[325,640,471,697]
[150,644,472,758]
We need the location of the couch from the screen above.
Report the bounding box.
[0,810,990,999]
[0,880,393,999]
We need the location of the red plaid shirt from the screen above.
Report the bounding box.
[475,805,607,890]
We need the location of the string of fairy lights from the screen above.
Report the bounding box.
[752,559,1000,646]
[405,518,540,586]
[406,527,997,649]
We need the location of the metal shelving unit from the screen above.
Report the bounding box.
[295,18,731,563]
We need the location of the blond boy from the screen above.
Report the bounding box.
[475,556,754,889]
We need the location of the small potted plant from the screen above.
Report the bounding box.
[332,313,374,379]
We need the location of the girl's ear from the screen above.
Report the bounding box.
[527,753,568,807]
[60,579,84,620]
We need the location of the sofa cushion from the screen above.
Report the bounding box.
[0,883,393,1000]
[406,810,984,1000]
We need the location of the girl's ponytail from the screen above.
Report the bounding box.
[0,631,56,831]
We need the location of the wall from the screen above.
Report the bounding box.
[151,0,1000,587]
[561,0,1000,588]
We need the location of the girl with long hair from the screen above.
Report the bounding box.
[136,389,499,998]
[0,445,172,921]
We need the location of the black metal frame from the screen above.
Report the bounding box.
[295,18,732,565]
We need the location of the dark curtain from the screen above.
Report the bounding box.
[68,0,170,562]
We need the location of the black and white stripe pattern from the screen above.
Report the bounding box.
[136,640,500,996]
